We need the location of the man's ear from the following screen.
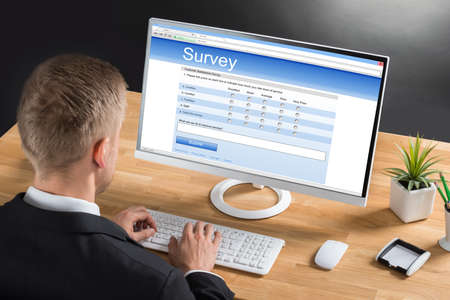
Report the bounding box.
[93,137,110,168]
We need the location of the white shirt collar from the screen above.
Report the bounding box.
[24,186,100,216]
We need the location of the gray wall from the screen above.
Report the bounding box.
[1,0,449,141]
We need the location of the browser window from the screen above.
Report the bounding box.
[140,23,384,196]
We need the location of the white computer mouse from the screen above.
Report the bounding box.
[314,240,348,270]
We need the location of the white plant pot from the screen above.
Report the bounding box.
[389,178,436,223]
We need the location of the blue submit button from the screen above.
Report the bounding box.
[176,136,218,152]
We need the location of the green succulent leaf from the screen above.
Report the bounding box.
[417,156,442,175]
[384,168,409,177]
[384,133,443,190]
[417,143,436,168]
[420,169,441,178]
[397,174,410,181]
[395,144,412,174]
[416,176,430,187]
[407,180,414,191]
[413,134,420,169]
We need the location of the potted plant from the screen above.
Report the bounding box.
[384,134,441,223]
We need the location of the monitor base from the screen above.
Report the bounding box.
[210,179,291,219]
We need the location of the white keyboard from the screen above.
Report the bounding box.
[140,209,285,275]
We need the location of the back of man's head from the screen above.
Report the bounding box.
[17,54,127,174]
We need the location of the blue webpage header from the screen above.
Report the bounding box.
[149,37,382,101]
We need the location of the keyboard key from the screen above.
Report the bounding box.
[238,258,250,265]
[257,260,266,269]
[222,249,235,255]
[152,238,169,246]
[237,233,246,240]
[230,242,242,250]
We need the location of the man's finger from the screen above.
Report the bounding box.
[127,206,150,219]
[132,206,148,213]
[144,214,157,232]
[194,221,205,236]
[131,227,155,242]
[212,231,222,247]
[205,224,214,239]
[126,206,143,213]
[183,222,193,240]
[129,211,156,229]
[135,213,157,233]
[133,220,143,232]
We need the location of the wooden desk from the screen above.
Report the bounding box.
[1,91,450,300]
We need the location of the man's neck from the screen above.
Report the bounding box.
[33,172,97,203]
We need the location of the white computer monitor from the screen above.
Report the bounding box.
[135,18,389,219]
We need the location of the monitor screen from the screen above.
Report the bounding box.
[137,18,388,203]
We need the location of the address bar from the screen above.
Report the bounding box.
[200,39,381,77]
[223,37,381,71]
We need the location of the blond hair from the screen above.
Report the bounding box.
[17,54,127,173]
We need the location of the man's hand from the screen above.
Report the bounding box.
[168,221,221,274]
[112,206,157,242]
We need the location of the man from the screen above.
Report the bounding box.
[0,54,234,299]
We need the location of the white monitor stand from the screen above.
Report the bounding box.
[210,179,292,219]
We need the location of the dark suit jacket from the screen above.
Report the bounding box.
[0,194,234,299]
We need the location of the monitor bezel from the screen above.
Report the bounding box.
[135,17,389,207]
